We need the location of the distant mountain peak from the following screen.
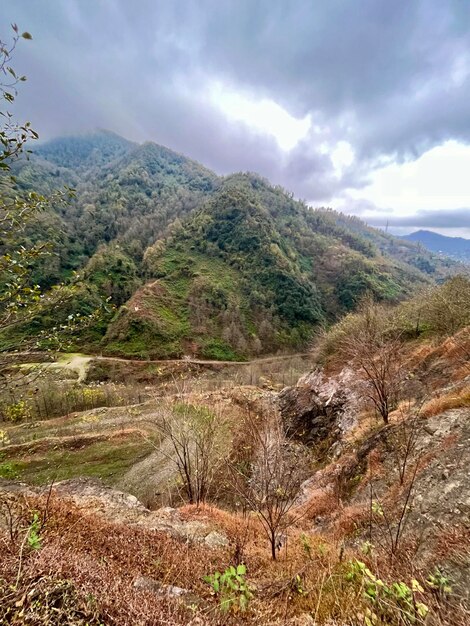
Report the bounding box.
[402,229,470,262]
[34,129,136,169]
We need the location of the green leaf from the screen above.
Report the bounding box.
[417,602,429,617]
[21,32,33,40]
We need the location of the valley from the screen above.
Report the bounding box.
[2,129,470,625]
[2,277,470,624]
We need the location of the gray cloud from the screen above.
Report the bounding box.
[366,208,470,229]
[2,1,470,213]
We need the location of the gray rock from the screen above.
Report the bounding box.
[204,530,229,548]
[134,576,190,597]
[134,576,162,593]
[160,585,189,598]
[279,369,355,447]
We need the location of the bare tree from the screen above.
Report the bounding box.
[338,297,406,424]
[368,458,421,559]
[228,408,308,560]
[153,401,229,506]
[389,402,425,485]
[367,404,425,558]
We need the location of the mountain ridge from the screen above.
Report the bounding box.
[401,229,470,262]
[2,130,461,359]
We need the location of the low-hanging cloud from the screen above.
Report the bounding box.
[366,208,470,229]
[2,0,470,220]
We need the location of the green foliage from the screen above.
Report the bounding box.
[0,429,10,446]
[27,511,42,550]
[200,338,242,361]
[0,460,19,478]
[3,399,32,422]
[104,170,455,359]
[346,560,429,625]
[204,564,253,613]
[85,244,140,307]
[18,133,217,269]
[426,568,452,596]
[318,275,470,364]
[1,437,154,486]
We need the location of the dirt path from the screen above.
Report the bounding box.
[41,353,93,383]
[94,352,311,367]
[8,351,311,373]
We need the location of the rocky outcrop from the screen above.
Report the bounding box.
[143,506,229,547]
[278,369,357,448]
[134,576,195,600]
[0,477,230,550]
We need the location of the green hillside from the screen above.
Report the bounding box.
[1,132,458,359]
[102,174,451,359]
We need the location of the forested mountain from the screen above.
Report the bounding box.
[2,131,458,359]
[34,129,137,170]
[105,174,455,359]
[402,229,470,263]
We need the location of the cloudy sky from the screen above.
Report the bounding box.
[2,0,470,236]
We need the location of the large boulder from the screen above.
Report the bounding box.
[279,369,356,448]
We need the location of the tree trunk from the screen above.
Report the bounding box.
[270,530,277,560]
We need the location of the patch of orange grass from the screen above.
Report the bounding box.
[333,503,369,538]
[407,341,435,367]
[451,362,470,381]
[296,488,338,522]
[421,386,470,417]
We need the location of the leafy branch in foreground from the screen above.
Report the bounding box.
[0,24,35,169]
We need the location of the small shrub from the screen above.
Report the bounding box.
[27,511,42,550]
[426,568,452,598]
[204,564,253,612]
[0,461,19,479]
[0,429,10,445]
[346,559,428,625]
[3,400,32,422]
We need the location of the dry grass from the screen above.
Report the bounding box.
[2,490,464,625]
[0,493,373,625]
[421,386,470,417]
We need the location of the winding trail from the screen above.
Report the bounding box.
[10,351,312,382]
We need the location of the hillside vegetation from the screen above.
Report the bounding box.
[1,130,460,360]
[1,277,470,625]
